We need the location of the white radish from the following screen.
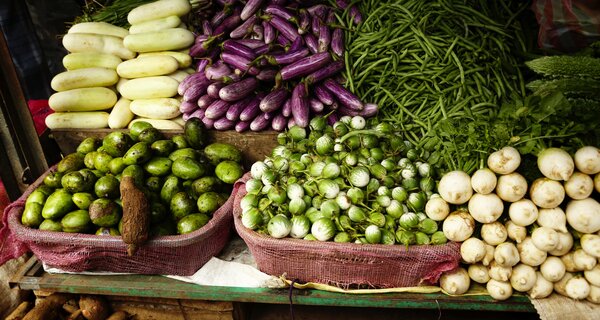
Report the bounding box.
[442,210,475,242]
[481,222,508,246]
[554,272,574,297]
[496,173,528,202]
[468,264,490,284]
[438,171,473,205]
[564,172,594,200]
[538,147,574,181]
[487,146,521,175]
[537,207,568,233]
[425,197,450,221]
[595,173,600,193]
[467,193,503,223]
[561,252,581,272]
[531,227,559,252]
[470,168,497,194]
[574,146,600,175]
[494,242,520,267]
[566,198,600,234]
[506,220,527,243]
[540,256,566,282]
[460,238,486,264]
[573,248,597,271]
[518,237,547,267]
[528,271,554,299]
[508,199,538,227]
[489,261,512,282]
[565,276,590,300]
[440,268,470,295]
[530,178,565,209]
[587,285,600,304]
[487,279,513,301]
[581,234,600,258]
[585,265,600,287]
[482,244,495,266]
[510,264,537,292]
[548,231,574,256]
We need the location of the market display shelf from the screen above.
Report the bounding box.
[10,256,535,313]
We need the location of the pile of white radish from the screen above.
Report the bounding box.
[431,145,600,304]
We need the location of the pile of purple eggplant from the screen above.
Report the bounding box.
[178,0,377,132]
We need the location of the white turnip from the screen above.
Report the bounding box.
[468,264,490,284]
[530,178,565,209]
[470,168,497,194]
[425,197,450,221]
[481,222,508,246]
[528,271,554,299]
[438,171,472,205]
[442,210,475,242]
[510,264,537,292]
[566,198,600,234]
[506,221,527,243]
[548,231,574,256]
[496,173,528,202]
[565,276,590,300]
[487,279,513,301]
[574,146,600,175]
[573,248,597,271]
[460,238,486,264]
[537,207,568,233]
[482,244,495,266]
[487,146,521,175]
[440,267,470,295]
[531,227,559,252]
[586,285,600,304]
[494,242,520,267]
[489,261,512,282]
[508,199,538,227]
[584,265,600,287]
[581,234,600,258]
[564,172,594,200]
[538,147,574,181]
[518,237,547,267]
[467,193,503,223]
[540,256,566,282]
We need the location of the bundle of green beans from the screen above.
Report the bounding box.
[336,0,528,174]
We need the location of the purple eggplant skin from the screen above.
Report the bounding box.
[307,4,328,17]
[327,113,339,126]
[211,9,228,27]
[197,94,216,109]
[234,39,265,49]
[226,96,252,121]
[255,44,271,55]
[326,10,337,24]
[270,15,299,41]
[281,98,292,117]
[304,33,319,54]
[298,9,310,35]
[180,101,198,113]
[202,116,215,129]
[331,28,344,57]
[318,23,331,52]
[314,84,335,105]
[289,36,304,52]
[336,0,349,9]
[183,81,210,102]
[287,117,297,129]
[223,40,257,60]
[350,6,363,24]
[195,35,209,45]
[337,106,360,117]
[189,42,208,57]
[271,113,287,131]
[219,77,258,102]
[205,60,232,80]
[205,99,231,119]
[213,117,236,130]
[309,98,324,113]
[256,68,278,81]
[221,52,260,75]
[267,48,309,65]
[323,79,364,111]
[239,96,261,122]
[265,5,297,23]
[251,24,264,41]
[178,72,207,96]
[262,20,276,44]
[260,88,289,112]
[291,83,309,127]
[184,108,205,121]
[235,121,251,132]
[230,15,257,38]
[207,82,226,99]
[360,103,378,117]
[250,113,270,131]
[202,20,213,36]
[275,33,291,47]
[311,14,321,35]
[214,9,242,36]
[279,52,332,81]
[305,60,344,85]
[195,59,210,73]
[241,0,264,20]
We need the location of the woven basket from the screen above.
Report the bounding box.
[233,174,461,288]
[4,166,236,276]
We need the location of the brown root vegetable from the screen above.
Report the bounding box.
[106,310,131,320]
[120,175,150,256]
[67,309,84,320]
[23,293,71,320]
[79,295,111,320]
[5,301,32,320]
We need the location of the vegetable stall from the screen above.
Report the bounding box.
[1,0,599,318]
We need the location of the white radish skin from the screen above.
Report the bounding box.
[470,168,497,194]
[481,222,508,246]
[554,272,574,297]
[565,277,591,300]
[438,171,473,205]
[595,173,600,193]
[460,238,486,264]
[573,249,597,271]
[538,147,575,181]
[581,234,600,258]
[566,198,600,234]
[440,268,470,295]
[482,244,495,266]
[494,242,520,267]
[487,146,521,175]
[425,197,450,221]
[508,199,538,227]
[510,264,537,292]
[467,193,503,223]
[489,261,512,282]
[584,265,600,287]
[496,173,528,202]
[587,285,600,304]
[487,280,513,301]
[564,172,594,200]
[506,221,527,243]
[537,207,568,233]
[540,256,566,282]
[548,231,574,256]
[468,264,490,284]
[531,227,559,252]
[528,271,554,299]
[530,178,565,209]
[518,237,547,267]
[574,146,600,175]
[442,210,475,242]
[561,252,581,272]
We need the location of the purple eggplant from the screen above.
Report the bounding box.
[265,5,297,23]
[252,24,264,40]
[350,6,363,24]
[214,117,236,130]
[298,9,310,35]
[211,9,228,27]
[241,0,264,20]
[234,39,265,49]
[180,101,198,113]
[207,82,226,99]
[235,121,251,132]
[184,108,205,121]
[223,40,257,60]
[263,20,276,44]
[256,68,278,81]
[205,99,231,119]
[260,88,289,112]
[205,60,232,80]
[279,52,331,80]
[214,8,242,36]
[336,0,349,9]
[250,113,270,131]
[255,44,271,55]
[271,113,287,131]
[360,103,378,117]
[287,117,297,129]
[275,33,291,47]
[305,60,344,84]
[202,116,215,129]
[230,15,257,38]
[289,36,304,52]
[314,84,335,105]
[327,113,339,126]
[221,52,260,75]
[266,48,309,65]
[219,77,258,102]
[326,10,337,24]
[318,23,331,52]
[304,33,319,54]
[197,94,216,109]
[311,14,321,35]
[323,79,364,111]
[309,98,324,113]
[239,96,261,121]
[282,98,292,117]
[307,4,328,17]
[195,59,210,73]
[183,81,210,102]
[178,72,207,96]
[269,15,299,41]
[291,83,309,127]
[331,28,344,57]
[202,20,213,36]
[226,96,252,121]
[337,106,360,117]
